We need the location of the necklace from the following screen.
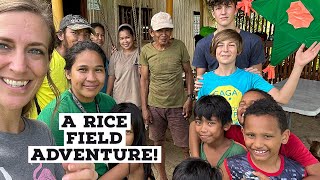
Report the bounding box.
[69,89,100,113]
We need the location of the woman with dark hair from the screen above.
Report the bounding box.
[90,22,111,94]
[90,22,105,47]
[107,24,141,107]
[38,41,116,178]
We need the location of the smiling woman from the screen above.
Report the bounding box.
[106,24,141,107]
[0,0,97,179]
[38,41,116,178]
[0,10,51,117]
[65,41,107,103]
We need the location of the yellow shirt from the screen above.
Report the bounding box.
[29,49,69,119]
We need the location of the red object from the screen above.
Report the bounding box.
[237,0,255,17]
[263,65,275,80]
[226,126,319,167]
[286,1,314,29]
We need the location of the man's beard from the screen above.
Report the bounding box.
[62,39,74,50]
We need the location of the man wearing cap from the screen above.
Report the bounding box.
[31,14,94,118]
[140,12,194,180]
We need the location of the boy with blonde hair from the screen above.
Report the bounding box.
[198,29,320,124]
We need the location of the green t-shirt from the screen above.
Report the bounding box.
[139,39,190,108]
[37,90,116,177]
[200,140,246,167]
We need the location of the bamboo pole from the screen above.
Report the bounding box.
[200,0,203,27]
[52,0,64,31]
[166,0,173,16]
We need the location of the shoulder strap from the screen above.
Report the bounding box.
[34,97,41,114]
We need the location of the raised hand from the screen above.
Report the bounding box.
[294,42,320,68]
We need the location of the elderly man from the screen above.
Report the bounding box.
[139,12,194,180]
[31,14,94,118]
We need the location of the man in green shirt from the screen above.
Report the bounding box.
[139,12,194,180]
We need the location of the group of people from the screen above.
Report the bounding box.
[144,0,320,179]
[32,7,147,180]
[1,0,320,179]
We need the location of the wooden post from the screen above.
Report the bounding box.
[166,0,173,16]
[52,0,64,31]
[200,0,203,27]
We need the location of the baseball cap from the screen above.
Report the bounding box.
[151,12,174,31]
[59,14,95,34]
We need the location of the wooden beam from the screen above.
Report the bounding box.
[200,0,203,27]
[52,0,64,31]
[166,0,173,16]
[80,0,87,19]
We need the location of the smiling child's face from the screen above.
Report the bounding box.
[237,91,266,125]
[242,114,289,169]
[215,39,238,66]
[195,116,230,144]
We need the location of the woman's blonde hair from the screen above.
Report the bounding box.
[0,0,60,116]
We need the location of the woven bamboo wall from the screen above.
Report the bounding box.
[172,0,200,63]
[87,0,164,58]
[87,0,201,63]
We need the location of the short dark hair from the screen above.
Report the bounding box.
[173,158,222,180]
[244,99,288,132]
[246,89,277,103]
[207,0,237,8]
[91,22,105,32]
[194,95,232,126]
[64,41,106,70]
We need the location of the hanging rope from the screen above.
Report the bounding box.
[138,0,142,54]
[131,0,142,54]
[95,0,116,47]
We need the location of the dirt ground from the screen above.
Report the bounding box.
[150,113,320,180]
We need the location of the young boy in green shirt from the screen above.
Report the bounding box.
[194,95,246,167]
